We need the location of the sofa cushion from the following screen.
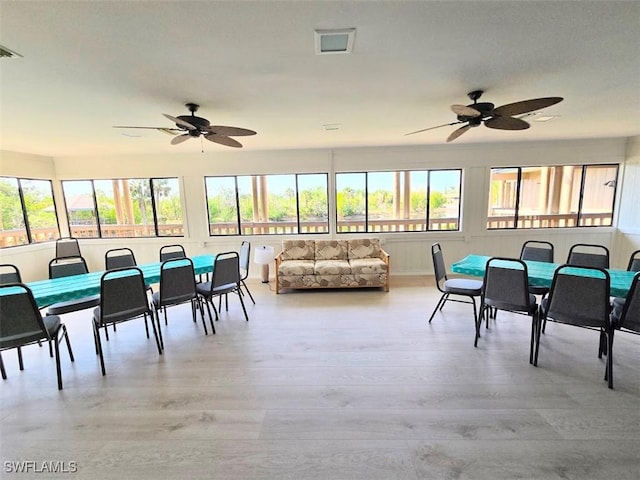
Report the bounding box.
[348,238,382,259]
[278,259,315,276]
[281,240,315,261]
[315,240,348,260]
[349,258,387,275]
[315,259,351,275]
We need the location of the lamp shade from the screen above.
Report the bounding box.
[254,245,275,265]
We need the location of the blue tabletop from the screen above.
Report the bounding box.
[451,254,635,299]
[22,255,215,308]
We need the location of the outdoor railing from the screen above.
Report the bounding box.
[0,212,613,247]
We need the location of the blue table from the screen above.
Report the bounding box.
[24,255,215,308]
[451,254,635,299]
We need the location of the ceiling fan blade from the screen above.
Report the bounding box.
[451,104,481,117]
[163,113,197,131]
[206,125,257,137]
[205,134,243,148]
[492,97,563,117]
[484,116,530,130]
[171,134,192,145]
[113,125,172,130]
[157,128,179,136]
[405,121,464,136]
[446,124,471,142]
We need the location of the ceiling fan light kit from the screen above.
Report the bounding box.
[406,90,563,142]
[114,103,256,148]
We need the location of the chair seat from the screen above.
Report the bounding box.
[196,282,237,297]
[46,294,101,315]
[443,278,483,296]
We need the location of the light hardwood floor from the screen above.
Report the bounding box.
[1,276,639,479]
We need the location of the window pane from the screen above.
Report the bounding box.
[0,177,27,247]
[206,176,239,235]
[297,174,329,233]
[579,165,617,226]
[429,170,461,230]
[21,179,60,244]
[152,178,183,236]
[367,172,396,232]
[94,179,154,238]
[62,180,99,238]
[238,174,298,235]
[487,168,518,229]
[336,173,366,233]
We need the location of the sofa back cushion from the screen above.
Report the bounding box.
[348,238,382,259]
[281,240,316,261]
[315,240,348,260]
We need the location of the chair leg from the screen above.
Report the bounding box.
[105,323,111,341]
[154,311,165,351]
[149,313,163,355]
[143,315,150,339]
[533,314,543,366]
[0,352,6,380]
[62,325,74,362]
[17,347,24,370]
[529,311,537,365]
[163,306,168,326]
[93,322,106,376]
[428,293,447,323]
[237,287,249,321]
[54,330,63,390]
[474,304,484,348]
[242,280,256,304]
[48,339,54,358]
[598,330,607,358]
[605,329,614,389]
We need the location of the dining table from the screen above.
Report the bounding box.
[22,255,216,308]
[451,254,636,299]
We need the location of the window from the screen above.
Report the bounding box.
[487,164,618,229]
[0,177,60,248]
[335,169,461,233]
[62,178,183,238]
[205,174,329,236]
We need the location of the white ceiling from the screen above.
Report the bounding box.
[1,0,639,157]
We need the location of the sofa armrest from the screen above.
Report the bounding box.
[275,252,284,294]
[381,248,390,291]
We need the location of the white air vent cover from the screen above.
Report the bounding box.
[314,28,355,55]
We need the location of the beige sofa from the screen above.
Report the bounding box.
[275,238,390,294]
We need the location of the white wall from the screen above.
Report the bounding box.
[1,137,636,282]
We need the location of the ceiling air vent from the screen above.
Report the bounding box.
[314,28,355,55]
[0,45,23,59]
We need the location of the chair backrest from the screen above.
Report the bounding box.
[105,248,137,270]
[239,241,251,280]
[483,257,534,312]
[158,258,197,306]
[627,250,640,272]
[211,252,241,289]
[431,243,448,290]
[159,244,186,262]
[49,256,90,279]
[617,272,640,333]
[567,243,610,269]
[520,240,554,263]
[98,267,150,325]
[0,284,49,350]
[0,264,22,285]
[55,237,81,259]
[544,264,610,328]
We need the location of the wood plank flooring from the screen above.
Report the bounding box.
[1,276,638,479]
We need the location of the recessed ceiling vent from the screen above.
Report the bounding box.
[0,45,23,59]
[314,28,355,55]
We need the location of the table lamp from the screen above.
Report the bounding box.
[254,245,275,283]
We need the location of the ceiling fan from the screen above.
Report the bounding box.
[405,91,563,142]
[114,103,256,148]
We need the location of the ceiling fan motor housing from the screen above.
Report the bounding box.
[176,115,210,133]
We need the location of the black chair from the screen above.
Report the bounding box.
[92,267,162,376]
[477,258,538,361]
[152,258,209,341]
[55,237,81,259]
[428,243,483,332]
[0,264,22,285]
[520,240,554,298]
[197,251,249,325]
[626,250,640,272]
[159,244,186,262]
[0,283,74,390]
[105,247,137,270]
[611,272,640,350]
[46,256,101,316]
[535,265,613,388]
[567,243,610,269]
[239,241,255,304]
